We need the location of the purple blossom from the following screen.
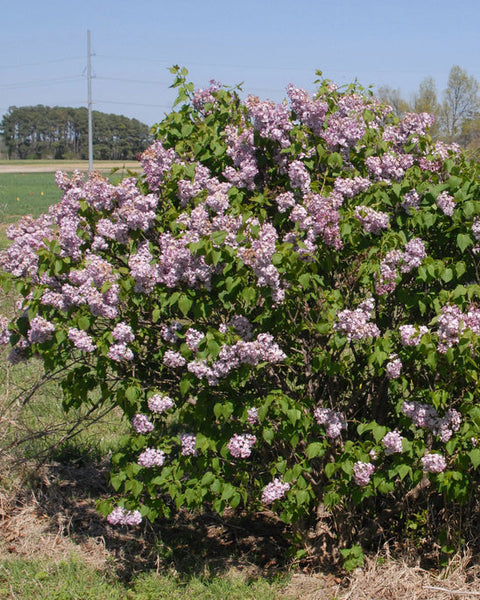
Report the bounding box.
[313,407,347,438]
[401,189,421,212]
[287,84,328,135]
[163,350,187,368]
[382,431,404,455]
[353,461,375,486]
[131,414,154,434]
[185,328,205,351]
[112,322,135,343]
[399,324,428,346]
[0,315,11,345]
[138,448,166,468]
[180,433,197,456]
[288,160,311,192]
[247,407,259,424]
[385,354,402,379]
[401,238,426,273]
[421,453,447,473]
[436,191,455,216]
[261,478,290,504]
[227,433,257,458]
[107,506,142,526]
[148,394,174,414]
[27,316,55,344]
[107,342,134,362]
[68,328,95,352]
[334,298,380,341]
[354,206,389,235]
[140,140,179,192]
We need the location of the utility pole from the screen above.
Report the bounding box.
[87,30,93,172]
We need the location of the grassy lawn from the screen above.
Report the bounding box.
[0,172,63,221]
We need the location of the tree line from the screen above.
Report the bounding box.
[378,65,480,149]
[0,105,152,160]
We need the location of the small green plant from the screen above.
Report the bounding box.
[340,544,365,572]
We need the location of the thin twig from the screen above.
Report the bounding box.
[424,585,480,596]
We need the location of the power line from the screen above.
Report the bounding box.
[0,56,84,69]
[0,76,84,90]
[95,99,172,109]
[96,76,170,85]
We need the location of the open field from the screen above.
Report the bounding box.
[0,159,141,174]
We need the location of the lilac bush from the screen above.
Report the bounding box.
[1,67,480,545]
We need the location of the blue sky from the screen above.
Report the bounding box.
[1,0,480,126]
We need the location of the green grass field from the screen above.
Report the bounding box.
[0,172,63,221]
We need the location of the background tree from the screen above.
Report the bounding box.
[376,86,411,118]
[440,65,480,141]
[0,106,152,160]
[413,77,441,138]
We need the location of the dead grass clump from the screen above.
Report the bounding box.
[341,552,480,600]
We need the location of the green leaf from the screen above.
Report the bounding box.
[457,233,472,252]
[306,442,325,459]
[469,448,480,469]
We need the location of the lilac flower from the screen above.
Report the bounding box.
[163,350,187,368]
[0,316,11,345]
[261,478,290,504]
[401,189,421,212]
[112,322,135,343]
[245,96,292,147]
[385,354,402,379]
[436,191,455,216]
[400,238,426,273]
[107,506,142,526]
[185,328,205,351]
[421,453,447,473]
[399,324,428,346]
[140,140,179,192]
[27,316,55,344]
[247,407,259,424]
[148,394,174,414]
[382,431,404,455]
[227,433,257,458]
[287,84,327,135]
[402,402,461,442]
[437,304,463,353]
[180,433,197,456]
[131,414,154,434]
[354,205,389,234]
[335,298,380,341]
[138,448,166,468]
[353,461,375,486]
[314,407,347,439]
[68,328,95,352]
[288,160,311,192]
[107,342,134,362]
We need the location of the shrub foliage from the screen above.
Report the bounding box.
[2,67,480,542]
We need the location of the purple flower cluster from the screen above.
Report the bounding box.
[334,298,380,341]
[353,461,375,486]
[223,124,258,190]
[137,448,166,468]
[112,322,135,343]
[245,96,292,148]
[436,191,455,216]
[187,333,286,386]
[157,233,213,290]
[383,112,435,146]
[107,506,142,526]
[402,401,461,442]
[313,407,347,438]
[421,453,447,473]
[354,206,389,235]
[399,324,428,346]
[163,350,187,368]
[288,160,311,192]
[107,342,134,362]
[401,189,421,212]
[185,328,205,351]
[287,84,328,135]
[247,407,259,424]
[365,153,414,183]
[261,478,290,504]
[147,393,174,414]
[227,433,257,458]
[68,327,95,352]
[382,431,404,455]
[0,315,10,345]
[385,354,402,379]
[128,241,160,294]
[27,316,55,344]
[140,140,179,192]
[334,176,371,199]
[180,433,197,456]
[192,80,221,112]
[131,413,154,434]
